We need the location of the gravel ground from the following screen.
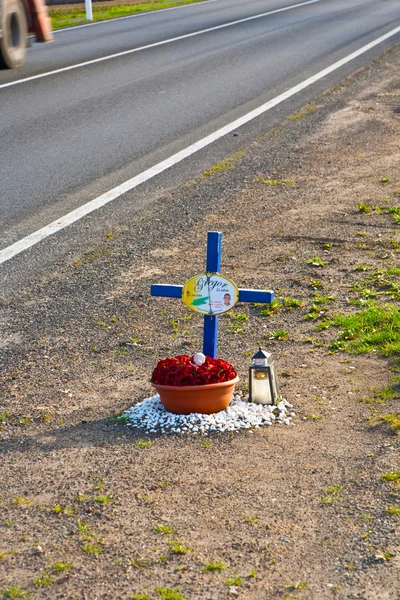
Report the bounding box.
[1,44,400,599]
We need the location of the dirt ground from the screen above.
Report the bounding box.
[1,44,399,600]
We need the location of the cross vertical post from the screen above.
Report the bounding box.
[203,231,222,358]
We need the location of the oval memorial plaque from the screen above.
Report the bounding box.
[182,273,239,315]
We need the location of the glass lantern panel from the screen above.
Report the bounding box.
[251,368,272,404]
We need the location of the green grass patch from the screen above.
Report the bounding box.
[2,588,30,598]
[357,202,372,214]
[317,303,400,355]
[307,256,327,267]
[386,505,400,515]
[258,299,282,317]
[359,385,399,404]
[255,178,295,186]
[33,575,54,587]
[203,151,243,177]
[155,587,185,600]
[382,471,400,482]
[228,313,248,333]
[283,297,303,310]
[268,329,288,341]
[51,562,72,572]
[225,577,242,586]
[94,495,112,505]
[204,560,228,573]
[49,0,205,29]
[154,523,176,535]
[372,412,400,433]
[289,105,316,120]
[168,541,191,554]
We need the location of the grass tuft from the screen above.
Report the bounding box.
[204,560,228,573]
[317,303,400,355]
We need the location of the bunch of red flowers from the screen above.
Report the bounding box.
[151,354,237,387]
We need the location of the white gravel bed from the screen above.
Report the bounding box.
[123,395,294,435]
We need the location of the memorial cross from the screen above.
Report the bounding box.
[151,231,274,358]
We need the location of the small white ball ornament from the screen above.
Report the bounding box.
[193,352,206,366]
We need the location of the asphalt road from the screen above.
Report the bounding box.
[0,0,399,283]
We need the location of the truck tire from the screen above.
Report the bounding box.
[0,0,28,69]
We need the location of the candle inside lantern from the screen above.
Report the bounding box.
[251,369,272,404]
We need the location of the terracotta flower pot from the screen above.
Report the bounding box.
[153,376,239,415]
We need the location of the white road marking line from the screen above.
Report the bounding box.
[0,0,321,90]
[53,0,221,34]
[1,24,399,266]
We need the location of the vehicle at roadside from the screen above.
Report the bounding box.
[0,0,52,68]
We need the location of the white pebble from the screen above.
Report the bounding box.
[122,394,294,435]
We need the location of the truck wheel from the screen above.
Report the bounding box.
[0,0,28,69]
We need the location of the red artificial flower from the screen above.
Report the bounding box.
[151,354,237,386]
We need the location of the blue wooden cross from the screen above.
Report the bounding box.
[151,231,274,358]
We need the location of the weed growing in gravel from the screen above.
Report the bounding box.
[11,496,32,506]
[357,202,372,214]
[51,562,72,572]
[310,279,323,289]
[381,472,400,482]
[52,505,74,515]
[228,313,248,333]
[318,485,344,504]
[2,587,29,598]
[225,577,242,586]
[33,575,54,587]
[131,593,149,600]
[313,294,335,305]
[380,174,390,183]
[255,177,295,186]
[136,439,153,449]
[74,493,89,502]
[355,264,371,271]
[386,506,400,515]
[81,542,104,554]
[371,412,400,433]
[168,541,191,554]
[170,314,192,337]
[284,581,308,591]
[303,304,326,321]
[307,256,327,267]
[204,560,228,573]
[108,413,129,423]
[283,297,303,310]
[289,104,316,120]
[155,587,185,600]
[258,299,282,317]
[203,151,243,178]
[359,386,399,404]
[268,330,288,341]
[94,495,112,505]
[306,414,323,421]
[154,523,176,535]
[199,439,212,448]
[243,515,259,525]
[93,477,106,491]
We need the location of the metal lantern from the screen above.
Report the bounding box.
[249,347,280,405]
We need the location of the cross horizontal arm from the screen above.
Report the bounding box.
[151,284,183,298]
[238,289,274,303]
